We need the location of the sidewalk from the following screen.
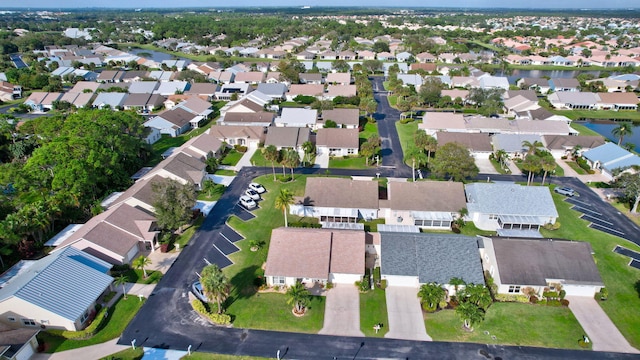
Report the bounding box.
[32,338,128,360]
[234,146,258,171]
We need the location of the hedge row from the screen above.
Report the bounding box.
[48,304,110,339]
[494,293,529,303]
[191,299,231,325]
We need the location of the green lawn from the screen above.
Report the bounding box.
[540,191,640,349]
[360,288,389,337]
[489,158,510,174]
[329,156,371,169]
[425,302,589,350]
[174,217,205,249]
[570,122,603,137]
[565,160,588,175]
[197,184,226,201]
[610,201,640,227]
[554,164,565,177]
[214,169,237,176]
[220,149,244,166]
[387,95,398,106]
[101,347,144,360]
[121,269,162,284]
[147,135,187,166]
[38,296,145,352]
[360,121,379,141]
[553,109,640,122]
[395,121,420,164]
[250,148,269,168]
[180,354,270,360]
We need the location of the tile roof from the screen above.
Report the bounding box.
[300,177,378,209]
[0,247,112,321]
[316,128,359,149]
[223,112,274,125]
[380,233,484,284]
[491,134,543,153]
[387,181,466,212]
[320,108,359,127]
[489,237,603,286]
[542,135,605,151]
[208,125,265,142]
[435,132,493,152]
[265,127,310,148]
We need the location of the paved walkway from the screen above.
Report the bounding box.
[146,248,180,273]
[556,159,609,184]
[567,296,639,354]
[234,146,258,170]
[319,285,364,337]
[314,151,329,168]
[506,160,522,175]
[475,158,499,174]
[385,287,431,341]
[32,338,128,360]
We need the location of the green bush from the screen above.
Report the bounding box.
[599,287,609,300]
[495,293,529,303]
[546,299,562,307]
[191,300,231,325]
[543,291,559,299]
[48,303,111,340]
[399,118,414,124]
[234,145,248,153]
[379,279,387,290]
[373,267,381,285]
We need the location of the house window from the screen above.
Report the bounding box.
[21,319,36,326]
[508,285,521,293]
[347,148,355,154]
[80,311,90,323]
[273,276,286,285]
[489,214,499,220]
[7,317,15,322]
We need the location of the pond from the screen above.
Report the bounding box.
[494,69,608,85]
[580,120,640,152]
[127,48,188,62]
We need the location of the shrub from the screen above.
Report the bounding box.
[559,290,566,300]
[529,295,539,304]
[560,299,570,307]
[48,303,111,339]
[325,282,334,290]
[599,287,609,300]
[234,145,248,153]
[253,276,264,288]
[495,293,529,303]
[543,221,561,230]
[399,118,414,124]
[543,291,559,299]
[191,299,231,325]
[379,279,387,290]
[546,299,562,307]
[373,267,381,285]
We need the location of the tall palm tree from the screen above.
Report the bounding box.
[612,122,634,146]
[274,189,294,228]
[200,264,229,314]
[417,283,446,312]
[282,149,300,180]
[263,145,279,181]
[114,275,128,300]
[286,282,311,314]
[301,141,315,167]
[133,255,152,279]
[540,155,557,185]
[521,140,543,156]
[522,154,542,186]
[455,302,485,331]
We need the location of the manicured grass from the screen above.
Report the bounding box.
[554,164,565,177]
[360,288,389,337]
[458,222,497,237]
[220,149,244,166]
[174,217,205,249]
[387,95,398,106]
[489,158,510,174]
[358,218,385,232]
[181,353,270,360]
[565,161,588,175]
[100,347,144,360]
[121,269,162,284]
[329,156,371,169]
[570,122,603,137]
[553,109,640,122]
[360,120,379,141]
[147,135,187,166]
[197,184,226,201]
[250,148,269,168]
[610,201,640,227]
[214,169,237,176]
[395,120,420,165]
[38,296,145,352]
[540,191,640,349]
[425,302,589,350]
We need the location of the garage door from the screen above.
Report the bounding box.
[382,275,419,287]
[16,342,35,360]
[330,273,361,285]
[563,284,598,297]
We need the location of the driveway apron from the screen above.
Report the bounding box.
[384,286,431,341]
[319,284,364,337]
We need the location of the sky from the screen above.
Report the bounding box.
[4,0,640,9]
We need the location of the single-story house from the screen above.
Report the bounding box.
[318,108,360,129]
[435,132,493,159]
[221,98,264,115]
[0,323,39,360]
[92,92,127,110]
[0,82,21,101]
[379,180,466,230]
[264,127,311,158]
[275,108,318,128]
[397,74,424,88]
[256,83,287,101]
[175,96,214,123]
[479,237,604,297]
[549,78,580,92]
[286,84,324,101]
[145,152,207,189]
[596,92,639,111]
[315,128,359,157]
[178,133,224,160]
[0,247,113,331]
[542,135,605,159]
[208,125,265,149]
[582,142,640,180]
[122,93,165,113]
[264,228,365,287]
[59,92,94,109]
[144,108,200,137]
[325,85,357,100]
[299,73,323,84]
[290,177,379,223]
[380,232,485,291]
[184,83,218,101]
[465,182,558,231]
[24,92,61,112]
[325,72,351,85]
[233,71,265,84]
[215,83,251,101]
[491,134,544,158]
[218,112,274,127]
[128,81,160,94]
[418,112,466,136]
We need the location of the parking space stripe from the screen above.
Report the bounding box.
[571,205,602,216]
[581,214,614,226]
[565,198,592,207]
[590,223,625,236]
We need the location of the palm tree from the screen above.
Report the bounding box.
[114,275,128,300]
[460,283,493,310]
[404,149,428,182]
[493,149,509,169]
[570,145,582,160]
[612,122,634,146]
[449,277,466,296]
[417,283,446,312]
[522,154,542,186]
[522,140,543,156]
[282,149,300,180]
[286,282,311,315]
[455,302,485,331]
[263,145,279,181]
[274,189,294,228]
[200,264,229,314]
[132,255,152,279]
[301,141,315,167]
[540,155,557,185]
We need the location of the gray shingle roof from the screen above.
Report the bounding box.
[0,247,112,321]
[380,233,484,285]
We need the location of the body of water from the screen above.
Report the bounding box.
[494,69,609,85]
[581,120,640,152]
[128,48,188,62]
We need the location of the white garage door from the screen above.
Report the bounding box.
[330,273,361,285]
[16,342,35,360]
[382,275,419,287]
[563,284,598,297]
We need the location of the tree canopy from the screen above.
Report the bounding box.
[430,142,479,181]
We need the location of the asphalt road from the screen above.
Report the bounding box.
[119,167,640,359]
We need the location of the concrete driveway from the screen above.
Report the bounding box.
[384,286,431,341]
[475,157,498,174]
[319,284,364,337]
[567,296,639,353]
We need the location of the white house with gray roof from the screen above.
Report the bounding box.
[582,142,640,180]
[0,247,113,331]
[380,233,484,291]
[465,182,558,231]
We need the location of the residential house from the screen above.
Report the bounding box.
[318,108,360,129]
[357,50,376,60]
[144,108,197,137]
[380,233,484,290]
[596,92,639,111]
[24,92,61,112]
[208,125,265,149]
[0,323,39,360]
[290,177,379,223]
[395,51,413,62]
[542,135,605,159]
[397,74,424,88]
[233,71,265,84]
[319,50,338,61]
[582,142,640,179]
[325,85,357,100]
[0,247,112,331]
[325,72,351,85]
[178,133,224,160]
[441,89,469,102]
[316,128,359,157]
[418,112,467,136]
[264,228,365,287]
[409,63,437,73]
[110,175,166,214]
[435,132,493,158]
[69,81,100,94]
[548,92,599,110]
[209,71,235,84]
[549,78,580,92]
[479,237,604,297]
[215,83,251,101]
[154,81,189,96]
[96,70,124,83]
[465,182,559,232]
[478,74,510,90]
[120,71,148,83]
[256,83,287,101]
[144,152,207,189]
[92,92,127,110]
[147,71,175,82]
[218,112,274,127]
[491,134,544,158]
[416,52,437,63]
[264,127,311,159]
[55,203,159,265]
[59,92,93,109]
[299,73,323,85]
[184,83,218,101]
[337,51,357,61]
[296,51,316,61]
[175,96,214,125]
[286,84,324,101]
[221,98,264,115]
[379,181,466,230]
[377,52,395,61]
[0,82,21,101]
[517,78,551,94]
[122,93,164,113]
[275,108,318,128]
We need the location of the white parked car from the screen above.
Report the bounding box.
[245,189,261,201]
[239,195,257,209]
[249,182,266,194]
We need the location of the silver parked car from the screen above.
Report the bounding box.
[191,281,208,303]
